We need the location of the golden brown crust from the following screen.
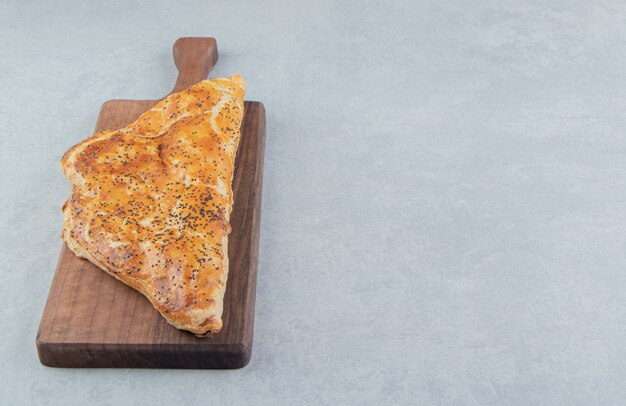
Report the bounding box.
[60,75,245,336]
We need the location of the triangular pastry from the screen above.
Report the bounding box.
[60,75,245,336]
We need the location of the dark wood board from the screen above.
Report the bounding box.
[36,38,265,369]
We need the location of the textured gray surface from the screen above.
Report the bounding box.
[1,0,626,404]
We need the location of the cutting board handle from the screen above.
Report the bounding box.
[171,37,219,93]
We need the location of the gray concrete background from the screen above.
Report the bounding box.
[1,0,626,404]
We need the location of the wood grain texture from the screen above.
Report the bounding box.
[36,38,265,369]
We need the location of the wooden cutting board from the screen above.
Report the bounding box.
[36,38,265,369]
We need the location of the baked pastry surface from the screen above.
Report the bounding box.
[61,75,245,335]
